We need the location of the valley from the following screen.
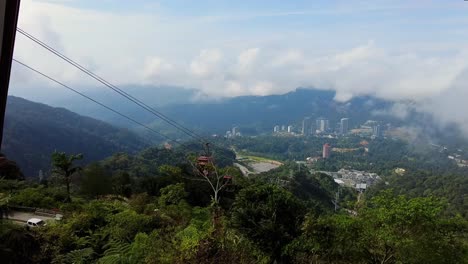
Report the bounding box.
[1,91,467,264]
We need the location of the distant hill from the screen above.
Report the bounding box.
[48,85,196,127]
[43,87,395,134]
[157,88,398,135]
[29,87,462,144]
[1,96,148,177]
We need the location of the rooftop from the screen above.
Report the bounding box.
[28,218,44,224]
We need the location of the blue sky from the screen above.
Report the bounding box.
[8,0,468,132]
[11,0,468,95]
[91,0,465,49]
[28,0,468,49]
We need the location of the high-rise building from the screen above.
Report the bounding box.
[302,117,313,135]
[274,125,280,133]
[287,125,293,133]
[232,126,238,137]
[340,118,349,135]
[372,124,382,138]
[281,125,286,131]
[323,143,331,159]
[316,118,329,133]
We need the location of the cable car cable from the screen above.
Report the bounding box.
[16,28,238,164]
[13,58,187,147]
[16,28,206,144]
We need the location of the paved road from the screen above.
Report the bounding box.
[233,148,282,176]
[234,161,282,176]
[5,210,55,223]
[250,162,281,173]
[234,162,251,176]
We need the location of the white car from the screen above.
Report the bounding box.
[26,218,46,228]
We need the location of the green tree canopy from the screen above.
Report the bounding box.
[51,151,83,202]
[80,163,112,198]
[230,184,306,261]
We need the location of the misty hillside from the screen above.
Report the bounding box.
[43,87,400,138]
[50,85,197,127]
[157,88,399,135]
[2,96,148,177]
[154,88,464,146]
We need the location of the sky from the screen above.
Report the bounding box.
[9,0,468,133]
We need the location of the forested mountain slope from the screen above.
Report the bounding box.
[2,96,148,177]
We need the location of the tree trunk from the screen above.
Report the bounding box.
[65,175,71,202]
[212,206,223,238]
[214,190,219,204]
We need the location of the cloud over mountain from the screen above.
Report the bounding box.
[10,0,468,135]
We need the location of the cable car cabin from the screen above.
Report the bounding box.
[197,156,211,166]
[196,155,212,176]
[223,175,234,192]
[223,175,233,185]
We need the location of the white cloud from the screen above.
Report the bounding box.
[332,41,376,69]
[14,0,468,101]
[419,67,468,134]
[297,42,468,101]
[372,102,412,120]
[143,57,174,83]
[271,50,303,67]
[237,48,259,73]
[333,91,354,102]
[251,81,274,96]
[224,81,243,96]
[189,49,223,78]
[9,0,468,136]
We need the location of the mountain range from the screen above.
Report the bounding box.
[34,86,402,136]
[3,87,465,177]
[49,85,197,128]
[159,88,398,135]
[2,88,395,176]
